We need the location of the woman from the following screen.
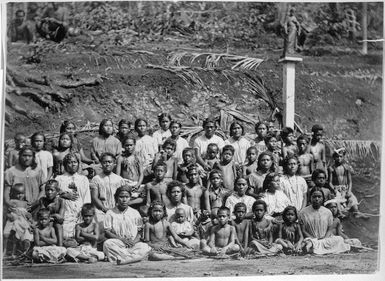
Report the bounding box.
[103,186,151,265]
[224,121,250,165]
[55,153,91,239]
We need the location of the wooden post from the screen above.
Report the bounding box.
[278,56,303,129]
[362,2,368,55]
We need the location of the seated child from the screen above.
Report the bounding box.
[66,204,105,263]
[202,207,240,256]
[231,202,250,253]
[195,210,214,249]
[213,145,241,190]
[177,147,205,184]
[3,183,33,257]
[146,162,170,206]
[203,143,220,171]
[32,209,67,263]
[249,200,283,254]
[307,169,334,205]
[225,177,256,219]
[184,164,210,216]
[208,170,232,218]
[243,146,259,177]
[152,138,178,182]
[170,208,200,249]
[275,206,304,254]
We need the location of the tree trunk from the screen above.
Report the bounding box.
[362,2,368,55]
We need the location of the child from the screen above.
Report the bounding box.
[31,132,53,182]
[146,162,170,206]
[213,145,241,190]
[275,206,304,254]
[249,200,283,254]
[66,204,105,263]
[152,113,172,151]
[296,135,314,183]
[280,155,308,211]
[224,121,251,165]
[309,124,326,170]
[231,202,250,253]
[144,201,191,260]
[261,173,290,220]
[170,208,200,249]
[152,138,178,181]
[328,148,367,218]
[281,127,298,159]
[202,207,240,256]
[243,146,259,177]
[116,119,136,144]
[32,180,65,246]
[3,184,33,257]
[308,169,334,204]
[6,132,26,169]
[208,170,232,218]
[52,133,81,176]
[134,118,158,168]
[32,209,67,263]
[264,132,282,173]
[252,121,268,154]
[247,151,275,198]
[169,120,189,164]
[185,164,210,216]
[91,119,122,164]
[116,137,144,189]
[225,177,256,218]
[165,181,195,223]
[177,147,205,184]
[203,143,220,171]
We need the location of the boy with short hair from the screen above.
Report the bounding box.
[185,164,209,216]
[309,124,326,170]
[213,145,241,190]
[147,162,170,206]
[231,202,250,253]
[6,132,27,169]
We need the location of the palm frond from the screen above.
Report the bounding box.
[324,139,381,160]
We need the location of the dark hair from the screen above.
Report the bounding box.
[229,121,245,137]
[45,179,59,191]
[246,146,258,155]
[31,132,46,149]
[170,120,182,128]
[257,151,274,171]
[10,183,25,200]
[187,164,199,174]
[262,172,279,192]
[202,117,217,129]
[234,176,248,191]
[117,119,133,140]
[100,152,116,162]
[114,185,132,202]
[99,119,114,136]
[282,206,298,224]
[154,161,167,172]
[264,132,279,145]
[122,136,136,145]
[134,118,147,132]
[59,120,76,134]
[207,143,219,152]
[311,169,327,182]
[15,9,25,16]
[296,134,309,144]
[311,124,324,133]
[158,113,172,124]
[255,121,268,132]
[222,144,235,155]
[18,146,37,169]
[63,153,80,173]
[57,133,75,152]
[209,169,222,179]
[252,199,267,212]
[166,180,185,199]
[281,127,294,140]
[182,147,195,159]
[148,200,168,223]
[283,155,299,174]
[233,202,247,213]
[217,206,230,216]
[118,119,132,129]
[309,187,325,203]
[37,208,51,219]
[14,132,26,140]
[162,138,176,150]
[81,203,95,215]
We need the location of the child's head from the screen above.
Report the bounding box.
[154,162,167,180]
[262,172,280,193]
[37,208,51,227]
[216,206,230,226]
[332,148,346,165]
[114,185,132,209]
[170,121,182,137]
[158,113,172,130]
[99,119,114,136]
[148,200,167,223]
[14,133,26,150]
[31,132,46,151]
[63,153,80,174]
[246,146,258,163]
[281,127,295,144]
[18,145,37,169]
[309,187,325,209]
[264,132,279,151]
[229,122,244,138]
[10,183,25,200]
[162,138,176,156]
[221,145,234,163]
[100,153,115,174]
[175,207,186,223]
[122,137,136,154]
[282,206,298,224]
[60,120,76,135]
[297,135,309,153]
[118,119,132,137]
[134,118,148,136]
[233,202,247,221]
[182,148,195,164]
[166,181,185,204]
[257,151,274,172]
[312,169,327,187]
[252,200,267,220]
[234,177,248,196]
[45,179,59,200]
[202,117,217,138]
[325,200,339,218]
[58,133,73,150]
[187,164,200,184]
[255,121,268,138]
[206,143,219,160]
[267,121,276,132]
[209,169,222,188]
[311,124,324,142]
[283,155,299,175]
[81,203,96,225]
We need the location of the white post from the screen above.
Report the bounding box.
[362,2,368,55]
[278,56,303,129]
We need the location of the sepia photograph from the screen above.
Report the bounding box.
[1,1,383,279]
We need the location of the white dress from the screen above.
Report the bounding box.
[224,137,251,165]
[280,175,308,211]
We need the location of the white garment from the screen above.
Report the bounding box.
[152,129,172,149]
[225,193,256,216]
[35,150,53,182]
[280,175,308,211]
[173,137,190,164]
[135,135,158,167]
[262,190,291,217]
[224,137,251,165]
[103,206,143,239]
[166,203,195,223]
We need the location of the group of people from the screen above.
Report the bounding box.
[3,114,367,265]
